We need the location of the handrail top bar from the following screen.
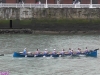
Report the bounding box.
[0,4,100,8]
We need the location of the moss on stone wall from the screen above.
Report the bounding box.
[0,20,9,28]
[31,18,98,25]
[20,20,32,25]
[24,19,100,31]
[0,20,9,25]
[0,19,100,31]
[2,19,98,26]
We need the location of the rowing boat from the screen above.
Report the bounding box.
[13,49,99,58]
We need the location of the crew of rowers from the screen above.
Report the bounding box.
[23,47,89,55]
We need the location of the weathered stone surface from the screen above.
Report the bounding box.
[0,8,100,19]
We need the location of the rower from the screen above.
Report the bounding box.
[68,48,72,54]
[60,49,65,55]
[85,47,88,53]
[77,48,81,54]
[44,49,48,55]
[52,49,56,55]
[35,49,40,55]
[23,48,27,55]
[71,49,74,54]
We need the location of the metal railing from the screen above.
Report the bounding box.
[0,3,100,8]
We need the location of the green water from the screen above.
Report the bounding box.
[0,34,100,75]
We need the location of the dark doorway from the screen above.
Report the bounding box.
[17,0,25,3]
[92,0,98,4]
[41,0,45,4]
[10,20,12,29]
[0,0,2,3]
[73,0,80,4]
[35,0,39,3]
[0,0,6,3]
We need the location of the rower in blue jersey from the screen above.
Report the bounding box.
[23,48,27,55]
[43,49,49,57]
[51,49,60,57]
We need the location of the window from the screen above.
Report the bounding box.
[57,0,61,4]
[35,0,41,4]
[41,0,45,4]
[92,0,98,4]
[17,0,24,4]
[0,0,2,3]
[55,0,61,4]
[73,0,81,4]
[35,0,39,3]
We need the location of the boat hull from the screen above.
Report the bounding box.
[13,49,98,58]
[86,49,97,57]
[13,52,25,57]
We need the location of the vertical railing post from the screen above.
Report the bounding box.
[60,4,62,8]
[75,4,76,8]
[16,4,17,8]
[90,0,92,8]
[30,4,31,8]
[45,0,48,8]
[22,3,24,8]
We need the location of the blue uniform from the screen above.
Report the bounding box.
[23,49,27,55]
[44,51,48,54]
[52,51,56,54]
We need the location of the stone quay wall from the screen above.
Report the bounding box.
[0,8,100,34]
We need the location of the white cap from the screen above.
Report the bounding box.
[45,49,47,50]
[54,49,56,50]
